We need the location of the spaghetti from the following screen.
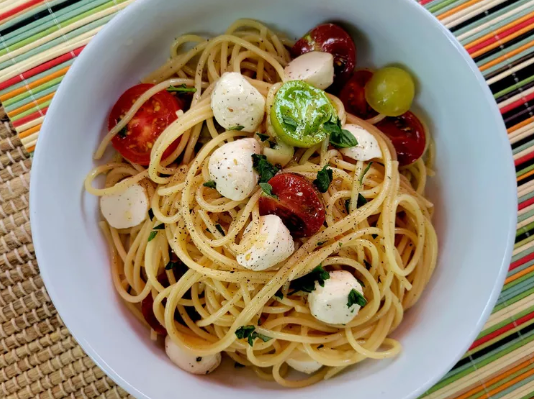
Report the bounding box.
[85,19,438,387]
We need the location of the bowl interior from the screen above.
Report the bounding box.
[30,0,516,398]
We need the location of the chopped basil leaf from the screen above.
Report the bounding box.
[228,125,245,131]
[165,260,180,270]
[215,224,226,236]
[357,193,368,208]
[148,231,158,242]
[203,180,217,189]
[274,291,283,300]
[153,224,165,230]
[364,260,372,270]
[256,133,270,142]
[282,115,299,128]
[235,325,271,346]
[259,183,278,200]
[167,84,197,93]
[317,241,326,246]
[347,289,367,307]
[357,278,366,288]
[148,209,155,221]
[345,199,351,213]
[360,162,373,185]
[324,119,358,148]
[313,165,333,193]
[339,242,343,247]
[251,154,279,183]
[289,265,330,294]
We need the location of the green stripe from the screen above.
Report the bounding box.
[519,189,534,205]
[477,304,534,339]
[429,0,465,14]
[493,371,534,399]
[426,330,534,394]
[516,221,534,237]
[0,0,128,56]
[5,85,60,112]
[3,78,62,107]
[0,0,69,32]
[0,59,74,97]
[478,34,534,68]
[511,242,534,263]
[495,67,534,100]
[520,389,534,399]
[9,100,52,122]
[513,137,534,155]
[518,207,534,223]
[515,233,534,250]
[496,287,534,312]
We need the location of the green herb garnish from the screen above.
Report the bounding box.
[215,224,226,236]
[282,115,299,128]
[256,133,270,142]
[153,224,165,230]
[148,231,158,242]
[167,84,197,93]
[203,180,217,189]
[274,291,284,300]
[313,165,333,193]
[357,193,367,208]
[235,325,272,346]
[347,289,367,308]
[259,183,278,199]
[228,125,245,131]
[360,162,373,185]
[251,154,280,183]
[324,119,358,148]
[165,260,180,270]
[148,209,154,221]
[289,265,330,295]
[345,199,351,213]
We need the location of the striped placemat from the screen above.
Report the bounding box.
[0,0,532,398]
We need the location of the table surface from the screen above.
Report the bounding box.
[0,0,532,398]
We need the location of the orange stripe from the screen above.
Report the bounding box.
[8,92,54,117]
[508,116,534,134]
[485,365,534,397]
[26,144,36,153]
[518,169,534,182]
[0,65,70,102]
[480,41,534,72]
[453,358,532,399]
[466,11,534,50]
[471,22,534,58]
[505,263,534,284]
[18,123,41,139]
[438,0,482,20]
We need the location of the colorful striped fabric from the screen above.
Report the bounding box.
[0,0,533,398]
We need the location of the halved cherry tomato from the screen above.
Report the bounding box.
[292,23,356,90]
[339,70,377,120]
[376,111,426,166]
[259,173,325,238]
[109,83,183,165]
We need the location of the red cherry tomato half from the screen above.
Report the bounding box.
[376,111,426,166]
[141,291,167,335]
[259,173,325,238]
[109,83,183,165]
[339,69,378,120]
[292,23,356,90]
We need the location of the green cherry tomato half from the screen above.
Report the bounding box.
[271,80,336,148]
[365,67,415,117]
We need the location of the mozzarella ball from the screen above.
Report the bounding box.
[100,184,149,229]
[286,352,323,374]
[340,124,382,161]
[237,215,295,271]
[208,138,261,201]
[165,335,221,375]
[285,52,334,90]
[308,270,365,325]
[211,72,265,132]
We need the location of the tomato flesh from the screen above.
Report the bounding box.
[339,70,377,120]
[259,173,325,238]
[109,83,183,165]
[292,23,356,90]
[376,111,426,166]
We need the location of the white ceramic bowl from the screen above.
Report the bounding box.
[30,0,517,398]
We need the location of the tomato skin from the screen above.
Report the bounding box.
[109,84,183,165]
[259,173,325,238]
[339,70,377,120]
[292,24,356,90]
[376,111,426,166]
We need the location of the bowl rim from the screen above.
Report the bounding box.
[29,0,518,398]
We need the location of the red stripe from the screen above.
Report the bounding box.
[419,0,433,5]
[467,16,534,55]
[519,196,534,211]
[469,310,534,350]
[510,251,534,272]
[515,150,534,167]
[501,90,534,114]
[0,46,85,91]
[12,107,48,127]
[0,0,45,23]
